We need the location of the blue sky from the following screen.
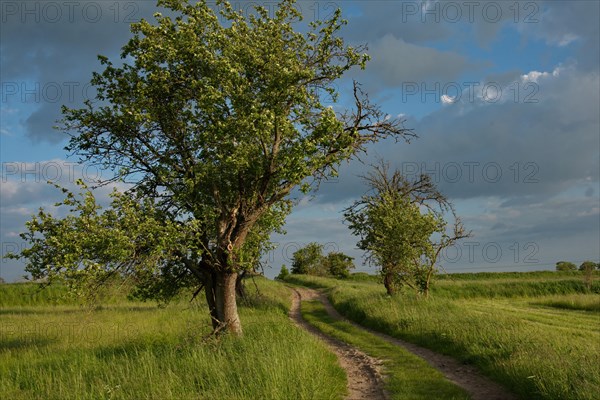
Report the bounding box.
[1,0,599,281]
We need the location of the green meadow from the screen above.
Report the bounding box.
[1,271,598,400]
[0,279,345,400]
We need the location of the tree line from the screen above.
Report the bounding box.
[555,261,600,271]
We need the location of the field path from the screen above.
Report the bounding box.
[289,287,388,400]
[298,287,518,400]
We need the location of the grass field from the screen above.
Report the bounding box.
[2,271,598,400]
[288,271,600,400]
[0,278,346,400]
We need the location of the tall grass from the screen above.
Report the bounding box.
[0,278,346,400]
[532,294,600,312]
[432,277,599,299]
[289,273,600,400]
[0,283,73,306]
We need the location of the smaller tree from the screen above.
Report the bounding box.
[323,252,354,278]
[345,162,469,297]
[0,277,5,284]
[290,243,325,275]
[579,261,598,290]
[556,261,577,271]
[579,261,599,271]
[276,265,290,281]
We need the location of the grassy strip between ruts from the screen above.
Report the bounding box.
[300,299,470,400]
[288,274,600,400]
[0,278,346,400]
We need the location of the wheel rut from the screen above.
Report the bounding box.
[293,286,517,400]
[289,287,388,400]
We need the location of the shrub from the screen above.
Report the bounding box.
[323,252,355,279]
[291,243,326,275]
[276,265,290,281]
[579,261,599,271]
[556,261,577,271]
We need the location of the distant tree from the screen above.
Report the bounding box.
[556,261,577,271]
[345,162,470,297]
[323,252,354,278]
[578,261,597,290]
[0,277,5,284]
[275,265,290,281]
[291,243,326,275]
[579,261,599,271]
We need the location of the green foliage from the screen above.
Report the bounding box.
[579,261,599,271]
[290,244,354,278]
[275,265,290,281]
[435,270,581,281]
[578,261,598,291]
[322,252,355,279]
[346,272,378,282]
[556,261,577,271]
[291,243,325,275]
[345,162,469,296]
[433,277,599,298]
[6,182,190,302]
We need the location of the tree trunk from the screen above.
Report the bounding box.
[214,271,243,336]
[236,270,247,300]
[423,268,433,298]
[202,269,242,335]
[203,270,220,331]
[383,271,395,295]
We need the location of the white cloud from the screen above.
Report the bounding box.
[557,33,579,47]
[521,67,562,83]
[0,180,19,198]
[441,94,456,105]
[3,206,32,216]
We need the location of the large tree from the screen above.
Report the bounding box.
[345,162,469,296]
[9,0,412,335]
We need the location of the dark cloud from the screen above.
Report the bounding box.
[361,34,470,89]
[339,1,452,44]
[0,1,160,142]
[341,1,540,47]
[520,1,600,71]
[313,66,599,205]
[585,186,595,197]
[384,66,599,200]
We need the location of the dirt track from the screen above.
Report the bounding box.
[290,286,517,400]
[289,287,388,400]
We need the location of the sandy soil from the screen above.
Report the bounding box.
[293,286,518,400]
